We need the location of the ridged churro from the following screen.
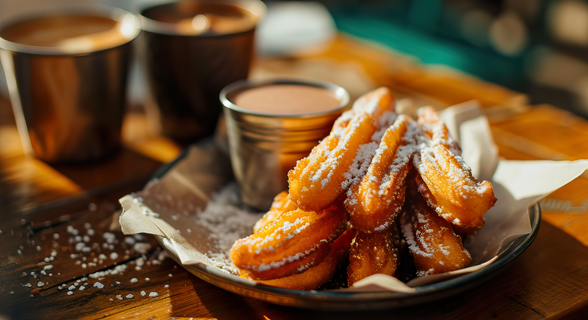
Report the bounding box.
[345,115,416,232]
[255,228,355,290]
[401,188,472,277]
[253,191,298,233]
[230,199,348,280]
[288,87,396,212]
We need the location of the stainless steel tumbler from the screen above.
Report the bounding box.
[0,6,140,163]
[220,78,350,210]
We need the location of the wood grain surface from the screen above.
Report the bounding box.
[2,35,588,320]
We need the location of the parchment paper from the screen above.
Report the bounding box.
[119,103,588,292]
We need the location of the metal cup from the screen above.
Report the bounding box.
[0,6,140,163]
[139,0,266,142]
[220,78,350,210]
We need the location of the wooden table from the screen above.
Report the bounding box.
[2,35,588,319]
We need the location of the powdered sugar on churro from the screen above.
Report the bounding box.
[341,142,379,190]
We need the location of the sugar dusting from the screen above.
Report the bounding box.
[193,182,261,273]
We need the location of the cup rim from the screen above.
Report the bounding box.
[138,0,267,37]
[0,5,141,56]
[220,78,351,119]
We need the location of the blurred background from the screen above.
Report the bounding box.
[2,0,588,118]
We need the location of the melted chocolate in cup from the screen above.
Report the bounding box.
[232,84,342,115]
[140,0,266,142]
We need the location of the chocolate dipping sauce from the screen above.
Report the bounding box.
[142,2,258,35]
[0,15,132,52]
[232,84,342,115]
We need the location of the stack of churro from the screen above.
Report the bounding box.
[230,87,497,290]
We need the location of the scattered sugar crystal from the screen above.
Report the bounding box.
[71,229,79,236]
[23,283,32,287]
[53,233,60,240]
[108,245,115,251]
[41,270,47,275]
[109,298,113,301]
[149,292,158,297]
[75,243,85,252]
[124,237,136,245]
[145,278,150,282]
[84,222,91,229]
[79,286,85,291]
[103,232,115,240]
[133,243,151,254]
[51,251,57,257]
[82,263,87,269]
[17,249,21,255]
[168,274,172,277]
[136,258,144,267]
[83,235,90,242]
[141,291,146,296]
[67,291,73,295]
[44,265,53,270]
[49,273,53,276]
[36,246,41,251]
[110,252,119,260]
[87,229,95,236]
[130,278,138,284]
[75,236,82,242]
[164,284,169,288]
[81,277,87,281]
[116,294,123,300]
[37,281,44,287]
[67,226,74,233]
[82,247,91,253]
[10,291,14,294]
[44,257,50,263]
[126,294,134,299]
[68,285,75,290]
[88,203,97,211]
[70,254,76,259]
[98,254,107,260]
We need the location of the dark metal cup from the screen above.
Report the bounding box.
[139,0,266,142]
[0,6,140,163]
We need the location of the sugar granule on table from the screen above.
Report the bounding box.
[149,292,158,297]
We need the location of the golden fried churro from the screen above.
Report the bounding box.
[416,145,496,230]
[416,106,460,155]
[288,87,396,212]
[401,191,472,277]
[347,226,399,286]
[254,228,355,290]
[253,191,298,233]
[230,199,348,280]
[414,106,496,231]
[345,115,416,232]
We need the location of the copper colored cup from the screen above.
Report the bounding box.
[0,6,140,163]
[139,0,266,142]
